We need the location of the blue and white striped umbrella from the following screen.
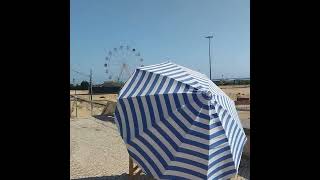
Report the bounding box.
[114,62,247,180]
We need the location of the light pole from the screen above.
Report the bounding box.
[205,35,213,80]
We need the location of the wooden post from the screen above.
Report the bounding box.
[129,156,133,176]
[129,156,144,179]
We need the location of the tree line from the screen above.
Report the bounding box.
[70,81,90,90]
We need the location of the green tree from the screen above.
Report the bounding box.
[80,81,90,90]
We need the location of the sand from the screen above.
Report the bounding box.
[70,85,250,179]
[71,117,130,179]
[71,117,249,180]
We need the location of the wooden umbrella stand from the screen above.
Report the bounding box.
[129,156,143,179]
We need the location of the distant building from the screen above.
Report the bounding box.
[91,81,123,94]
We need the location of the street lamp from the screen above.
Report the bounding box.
[205,35,213,80]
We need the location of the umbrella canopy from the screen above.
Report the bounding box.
[114,62,247,180]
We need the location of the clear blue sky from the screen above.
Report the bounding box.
[71,0,250,84]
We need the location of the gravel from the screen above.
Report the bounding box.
[71,117,249,180]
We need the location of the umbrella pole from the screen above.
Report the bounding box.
[129,156,133,176]
[129,156,143,179]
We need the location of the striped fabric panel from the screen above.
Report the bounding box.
[136,62,209,93]
[115,62,247,180]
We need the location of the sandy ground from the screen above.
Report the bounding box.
[219,85,250,101]
[71,93,118,103]
[71,117,249,180]
[70,85,250,179]
[71,117,130,179]
[70,85,250,120]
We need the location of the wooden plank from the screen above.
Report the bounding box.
[129,157,133,176]
[133,165,139,173]
[136,169,143,175]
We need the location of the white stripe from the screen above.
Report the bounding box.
[158,77,171,94]
[116,103,127,142]
[127,146,159,179]
[208,157,234,175]
[148,75,165,95]
[143,63,176,72]
[139,132,208,175]
[140,96,152,129]
[118,69,137,97]
[164,170,203,180]
[149,65,179,74]
[131,138,166,173]
[123,99,135,140]
[209,166,236,180]
[147,125,208,165]
[130,70,150,97]
[139,72,157,96]
[139,62,171,70]
[121,70,143,98]
[131,97,143,135]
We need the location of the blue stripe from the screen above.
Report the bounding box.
[136,72,153,96]
[166,166,207,179]
[118,99,130,142]
[154,76,167,94]
[209,146,231,159]
[142,62,172,71]
[235,137,246,168]
[145,96,156,125]
[208,161,235,178]
[188,81,198,86]
[192,93,209,110]
[114,107,123,138]
[224,115,232,137]
[153,122,208,160]
[127,150,152,175]
[181,92,210,119]
[164,78,174,93]
[209,138,228,149]
[154,94,209,147]
[229,124,239,151]
[147,64,177,73]
[165,70,186,77]
[208,154,233,169]
[155,67,182,75]
[127,99,139,136]
[127,70,146,97]
[116,62,247,179]
[135,135,168,169]
[175,157,208,170]
[163,94,211,130]
[136,96,147,130]
[180,77,193,82]
[172,73,189,80]
[128,141,162,177]
[212,169,237,180]
[166,94,211,139]
[119,69,140,98]
[173,81,182,93]
[227,120,235,139]
[145,74,161,95]
[233,133,244,165]
[144,129,174,160]
[231,128,241,154]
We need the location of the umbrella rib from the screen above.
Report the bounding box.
[212,101,246,167]
[137,68,204,92]
[159,101,208,175]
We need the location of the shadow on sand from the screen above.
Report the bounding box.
[93,115,115,123]
[72,173,153,180]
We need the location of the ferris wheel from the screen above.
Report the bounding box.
[104,45,144,83]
